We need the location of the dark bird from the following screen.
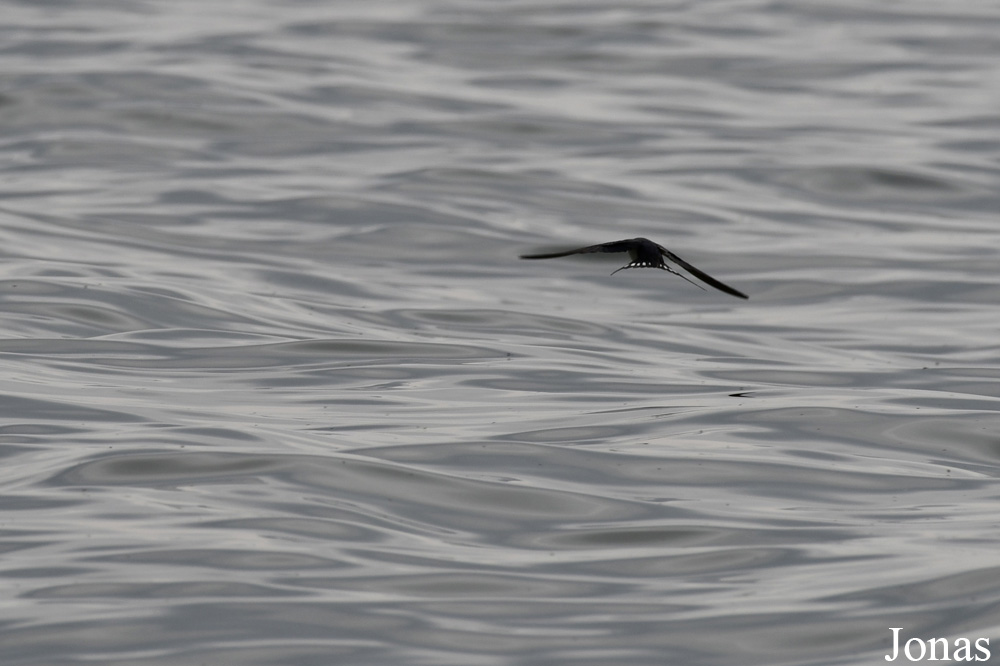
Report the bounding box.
[520,237,748,299]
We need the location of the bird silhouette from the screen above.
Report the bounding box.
[520,237,748,299]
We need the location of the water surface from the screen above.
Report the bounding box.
[2,1,1000,664]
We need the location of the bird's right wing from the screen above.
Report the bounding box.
[657,245,749,299]
[520,240,632,259]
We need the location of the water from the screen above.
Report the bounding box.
[2,1,1000,664]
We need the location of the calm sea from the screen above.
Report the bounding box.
[2,1,999,664]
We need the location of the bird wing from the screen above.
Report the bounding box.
[519,239,635,259]
[656,244,748,299]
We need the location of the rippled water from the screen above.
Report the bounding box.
[3,1,1000,664]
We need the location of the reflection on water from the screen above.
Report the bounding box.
[2,0,1000,664]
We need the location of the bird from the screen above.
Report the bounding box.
[520,237,748,299]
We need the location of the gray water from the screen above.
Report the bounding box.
[2,1,1000,664]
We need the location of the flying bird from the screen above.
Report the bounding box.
[520,237,748,299]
